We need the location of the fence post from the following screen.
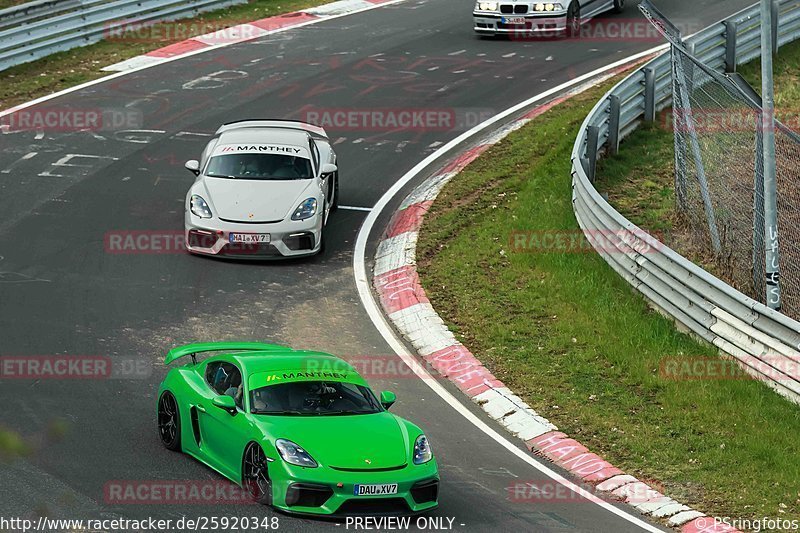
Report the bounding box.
[725,20,738,72]
[761,0,782,310]
[672,44,722,253]
[644,68,656,122]
[585,125,600,183]
[608,95,621,155]
[754,112,766,297]
[671,47,688,212]
[772,0,780,54]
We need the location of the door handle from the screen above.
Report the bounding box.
[196,405,206,413]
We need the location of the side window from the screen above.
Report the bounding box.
[199,139,218,173]
[204,361,244,410]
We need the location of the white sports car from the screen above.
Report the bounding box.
[183,120,338,259]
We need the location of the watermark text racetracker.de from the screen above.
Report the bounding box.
[301,107,495,132]
[507,479,666,505]
[660,356,799,382]
[0,515,279,532]
[509,18,702,42]
[666,107,800,133]
[0,107,143,133]
[509,229,665,255]
[105,480,253,505]
[0,355,150,379]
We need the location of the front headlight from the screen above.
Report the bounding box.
[534,2,563,11]
[413,434,433,465]
[190,195,212,219]
[275,439,318,468]
[291,198,318,221]
[476,1,498,11]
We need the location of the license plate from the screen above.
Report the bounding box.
[353,483,398,496]
[503,16,526,24]
[229,233,270,244]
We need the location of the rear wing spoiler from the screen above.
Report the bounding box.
[164,342,288,365]
[215,120,329,140]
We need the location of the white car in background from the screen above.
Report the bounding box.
[473,0,625,37]
[183,120,338,259]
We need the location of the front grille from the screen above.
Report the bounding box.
[410,480,439,504]
[500,4,513,13]
[497,21,533,29]
[220,242,281,257]
[329,463,407,472]
[285,483,333,507]
[335,498,410,516]
[514,4,527,13]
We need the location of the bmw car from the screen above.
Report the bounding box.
[473,0,625,37]
[157,342,440,516]
[183,120,338,258]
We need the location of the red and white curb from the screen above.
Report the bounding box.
[372,81,737,533]
[103,0,399,72]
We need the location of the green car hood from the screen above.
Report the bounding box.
[255,412,410,469]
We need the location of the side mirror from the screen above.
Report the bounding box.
[380,390,396,410]
[185,160,200,175]
[321,163,337,175]
[212,395,237,414]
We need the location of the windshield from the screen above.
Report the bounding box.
[206,154,313,180]
[250,381,383,416]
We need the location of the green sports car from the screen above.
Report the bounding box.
[156,342,439,516]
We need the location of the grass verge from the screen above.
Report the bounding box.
[416,75,800,521]
[0,0,331,110]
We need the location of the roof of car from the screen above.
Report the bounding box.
[217,127,309,147]
[227,350,357,376]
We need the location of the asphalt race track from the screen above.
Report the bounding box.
[0,0,754,531]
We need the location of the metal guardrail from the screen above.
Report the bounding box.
[571,0,800,403]
[0,0,248,72]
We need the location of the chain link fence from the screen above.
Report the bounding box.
[645,4,800,319]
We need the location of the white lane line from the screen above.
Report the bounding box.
[339,205,373,212]
[2,152,37,174]
[353,45,668,533]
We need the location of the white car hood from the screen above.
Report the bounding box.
[201,177,316,222]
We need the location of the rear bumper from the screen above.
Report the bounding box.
[473,13,566,34]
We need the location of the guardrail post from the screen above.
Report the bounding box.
[644,68,656,122]
[772,0,780,54]
[585,126,600,183]
[725,20,738,72]
[608,95,621,155]
[754,111,766,296]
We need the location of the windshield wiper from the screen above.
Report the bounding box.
[207,174,237,179]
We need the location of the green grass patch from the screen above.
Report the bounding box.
[0,1,29,8]
[0,0,331,109]
[416,76,800,521]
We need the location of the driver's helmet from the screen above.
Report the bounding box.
[238,154,263,176]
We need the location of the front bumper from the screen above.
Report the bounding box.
[270,460,439,516]
[184,211,322,259]
[473,13,566,34]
